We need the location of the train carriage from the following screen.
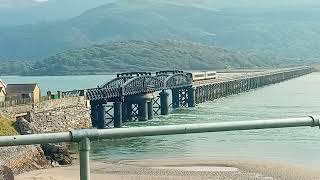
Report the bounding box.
[187,71,217,81]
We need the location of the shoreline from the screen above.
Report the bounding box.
[15,158,320,180]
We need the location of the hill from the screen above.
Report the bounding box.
[0,0,113,26]
[0,41,270,76]
[0,0,320,61]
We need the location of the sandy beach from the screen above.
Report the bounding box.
[15,159,320,180]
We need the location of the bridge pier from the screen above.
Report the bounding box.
[187,87,196,107]
[126,102,133,121]
[160,90,169,115]
[89,100,99,128]
[138,100,148,121]
[147,100,154,120]
[97,103,107,129]
[114,102,122,128]
[172,88,180,108]
[121,103,128,123]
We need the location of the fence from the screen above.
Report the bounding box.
[0,116,319,180]
[0,89,86,108]
[0,98,31,108]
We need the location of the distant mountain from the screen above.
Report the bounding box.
[0,41,270,76]
[0,0,114,26]
[0,0,320,61]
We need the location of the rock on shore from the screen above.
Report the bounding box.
[0,145,51,176]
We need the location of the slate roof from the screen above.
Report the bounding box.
[6,84,38,94]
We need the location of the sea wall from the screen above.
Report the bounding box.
[0,96,91,132]
[0,104,32,118]
[30,96,91,133]
[0,96,91,177]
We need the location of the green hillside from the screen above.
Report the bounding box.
[0,40,271,75]
[0,0,320,60]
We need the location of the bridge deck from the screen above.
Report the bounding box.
[86,67,312,101]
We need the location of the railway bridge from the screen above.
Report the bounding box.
[86,67,313,128]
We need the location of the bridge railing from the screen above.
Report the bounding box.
[0,116,319,180]
[62,89,86,98]
[193,67,312,86]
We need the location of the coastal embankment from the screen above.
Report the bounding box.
[0,96,91,177]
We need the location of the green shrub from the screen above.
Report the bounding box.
[0,115,18,136]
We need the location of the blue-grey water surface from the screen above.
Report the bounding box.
[2,73,320,168]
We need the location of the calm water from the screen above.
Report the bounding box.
[2,73,320,168]
[1,75,115,93]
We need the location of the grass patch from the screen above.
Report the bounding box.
[0,115,18,136]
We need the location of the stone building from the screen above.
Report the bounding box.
[0,80,6,102]
[6,84,41,103]
[0,87,5,102]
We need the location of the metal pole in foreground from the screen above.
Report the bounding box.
[79,137,90,180]
[0,116,319,147]
[0,116,318,180]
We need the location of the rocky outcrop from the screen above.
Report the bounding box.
[0,145,51,176]
[15,117,38,135]
[41,143,72,165]
[15,117,73,166]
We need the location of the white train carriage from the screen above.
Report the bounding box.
[205,71,217,80]
[191,72,206,81]
[187,71,217,81]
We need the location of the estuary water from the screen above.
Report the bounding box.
[2,73,320,168]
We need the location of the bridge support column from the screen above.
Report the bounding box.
[138,101,148,121]
[147,100,154,120]
[121,103,128,123]
[160,90,169,115]
[114,102,122,128]
[126,103,133,121]
[97,103,106,129]
[172,88,180,108]
[187,87,196,107]
[90,100,98,128]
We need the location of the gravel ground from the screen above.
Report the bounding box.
[15,159,320,180]
[0,146,36,166]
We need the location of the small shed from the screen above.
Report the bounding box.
[6,84,41,103]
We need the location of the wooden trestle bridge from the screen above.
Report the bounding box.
[86,67,313,128]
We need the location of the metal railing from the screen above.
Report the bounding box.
[0,116,319,180]
[62,90,86,98]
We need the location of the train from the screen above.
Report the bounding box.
[187,71,217,81]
